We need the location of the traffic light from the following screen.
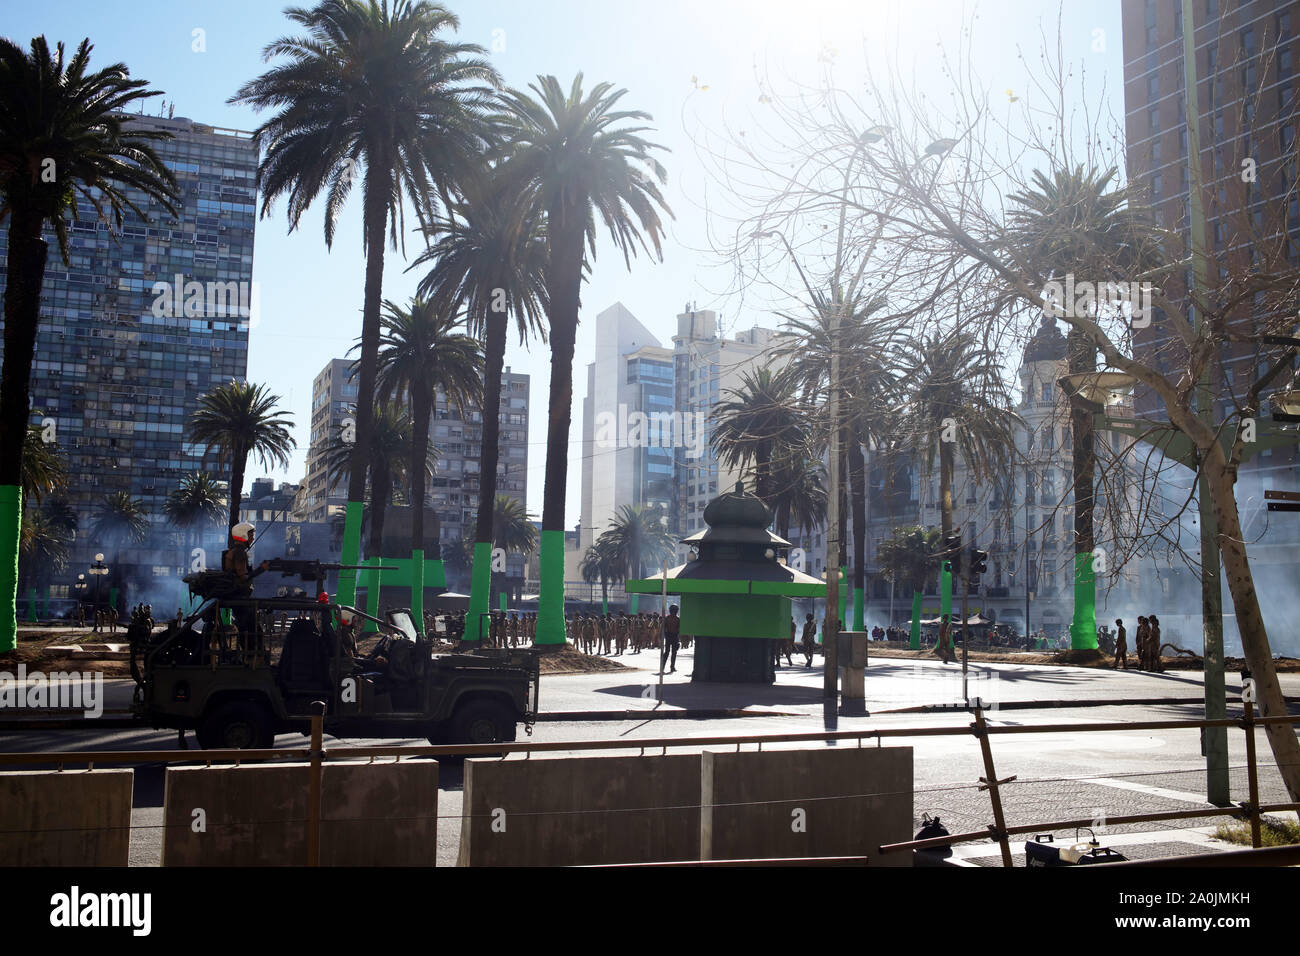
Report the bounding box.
[969,546,989,576]
[940,534,962,574]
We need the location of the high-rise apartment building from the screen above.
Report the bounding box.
[295,357,530,576]
[0,114,258,597]
[296,359,359,523]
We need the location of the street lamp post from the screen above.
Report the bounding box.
[88,552,109,615]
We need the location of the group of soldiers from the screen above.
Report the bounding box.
[1113,614,1163,671]
[81,605,119,633]
[428,610,538,648]
[565,611,679,657]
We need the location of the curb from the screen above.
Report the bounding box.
[1,695,1296,731]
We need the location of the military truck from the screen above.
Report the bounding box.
[129,559,538,750]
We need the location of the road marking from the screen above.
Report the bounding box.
[1081,776,1208,804]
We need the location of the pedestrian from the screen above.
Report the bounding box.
[1114,618,1127,670]
[1135,616,1150,670]
[660,604,681,674]
[1148,614,1162,672]
[801,613,817,667]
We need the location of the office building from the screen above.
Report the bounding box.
[0,113,258,599]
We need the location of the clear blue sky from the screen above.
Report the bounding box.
[5,0,1122,526]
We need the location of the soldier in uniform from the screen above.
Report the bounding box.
[1148,614,1162,672]
[801,613,817,667]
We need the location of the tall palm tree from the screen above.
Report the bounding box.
[374,296,482,627]
[497,73,671,644]
[188,381,296,534]
[231,0,499,610]
[893,329,1021,657]
[579,537,623,612]
[163,472,227,571]
[324,401,434,556]
[0,36,178,650]
[597,504,676,582]
[710,365,810,504]
[492,494,538,556]
[412,166,548,641]
[1006,165,1164,651]
[775,293,899,630]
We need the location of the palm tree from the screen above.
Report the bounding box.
[374,296,482,626]
[0,36,178,650]
[769,456,829,542]
[875,525,943,649]
[412,167,548,641]
[231,0,499,609]
[893,329,1021,657]
[164,472,227,571]
[188,381,296,535]
[324,401,434,556]
[492,495,538,556]
[1006,166,1165,651]
[776,293,900,629]
[497,73,671,644]
[21,422,69,506]
[579,537,623,612]
[710,365,811,505]
[596,504,676,582]
[18,506,73,620]
[441,536,472,591]
[91,492,150,549]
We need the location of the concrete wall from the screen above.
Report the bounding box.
[701,747,913,865]
[162,759,438,866]
[0,769,132,866]
[458,754,700,866]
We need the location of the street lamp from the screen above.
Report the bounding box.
[1057,370,1138,408]
[88,552,109,614]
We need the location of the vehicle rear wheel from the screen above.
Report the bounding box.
[450,699,517,746]
[197,700,274,750]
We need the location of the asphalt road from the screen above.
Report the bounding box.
[3,649,1298,866]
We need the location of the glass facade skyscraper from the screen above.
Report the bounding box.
[0,114,258,600]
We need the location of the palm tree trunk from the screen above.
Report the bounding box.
[938,438,955,657]
[228,447,248,535]
[409,388,432,635]
[537,218,585,646]
[848,431,867,631]
[1204,446,1300,802]
[368,465,390,557]
[339,165,393,607]
[466,312,507,642]
[0,205,47,652]
[1067,329,1097,650]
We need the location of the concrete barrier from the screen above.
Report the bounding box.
[701,747,913,865]
[162,759,438,866]
[458,754,700,866]
[0,769,132,866]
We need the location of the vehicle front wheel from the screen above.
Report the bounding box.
[196,700,274,750]
[450,699,517,746]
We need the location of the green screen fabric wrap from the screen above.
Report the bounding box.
[535,530,566,645]
[465,541,493,642]
[336,500,364,607]
[1069,550,1098,650]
